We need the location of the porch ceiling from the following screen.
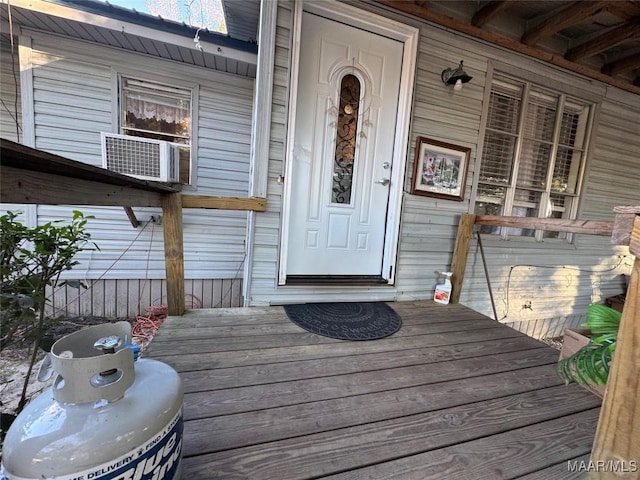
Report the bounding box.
[378,0,640,95]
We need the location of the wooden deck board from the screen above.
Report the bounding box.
[151,317,501,342]
[515,453,592,480]
[181,386,599,479]
[178,336,548,392]
[148,326,524,361]
[323,410,599,479]
[182,365,569,456]
[183,348,560,420]
[146,301,600,479]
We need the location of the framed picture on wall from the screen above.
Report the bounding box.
[410,137,470,201]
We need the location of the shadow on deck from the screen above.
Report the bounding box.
[145,300,600,479]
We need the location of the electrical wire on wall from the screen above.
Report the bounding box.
[497,255,631,322]
[213,251,246,309]
[4,1,23,141]
[50,218,156,316]
[50,214,247,318]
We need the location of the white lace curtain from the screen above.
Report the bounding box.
[125,98,189,124]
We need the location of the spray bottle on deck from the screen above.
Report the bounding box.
[434,272,453,305]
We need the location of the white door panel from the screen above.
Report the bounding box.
[286,12,403,278]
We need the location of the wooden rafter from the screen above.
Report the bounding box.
[607,1,640,19]
[471,0,513,28]
[521,1,608,46]
[565,17,640,61]
[375,1,640,95]
[602,52,640,75]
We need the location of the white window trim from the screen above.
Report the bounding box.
[470,61,600,243]
[111,69,199,189]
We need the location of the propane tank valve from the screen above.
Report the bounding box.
[94,335,122,354]
[94,335,122,377]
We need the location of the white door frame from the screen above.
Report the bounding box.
[278,0,418,286]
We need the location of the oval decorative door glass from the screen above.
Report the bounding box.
[332,74,361,204]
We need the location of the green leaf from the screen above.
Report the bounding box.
[582,304,621,335]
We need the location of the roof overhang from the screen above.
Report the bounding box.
[2,0,257,71]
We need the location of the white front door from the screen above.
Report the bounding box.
[284,12,404,280]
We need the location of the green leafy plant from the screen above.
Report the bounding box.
[557,303,622,386]
[0,210,96,414]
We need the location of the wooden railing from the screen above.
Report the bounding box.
[449,207,640,473]
[0,139,268,318]
[162,194,266,316]
[450,214,615,304]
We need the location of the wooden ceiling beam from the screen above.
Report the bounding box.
[602,52,640,75]
[565,17,640,61]
[471,1,513,28]
[606,1,640,19]
[522,1,608,46]
[375,1,640,95]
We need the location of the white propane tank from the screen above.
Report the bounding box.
[1,322,183,480]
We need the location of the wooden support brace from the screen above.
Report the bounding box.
[450,214,476,304]
[162,193,185,316]
[181,195,267,211]
[123,206,139,228]
[591,214,640,473]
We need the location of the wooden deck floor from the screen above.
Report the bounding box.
[146,301,601,479]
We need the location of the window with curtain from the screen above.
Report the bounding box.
[475,73,594,240]
[120,77,192,184]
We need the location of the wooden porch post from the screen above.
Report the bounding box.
[450,214,476,304]
[162,193,185,316]
[591,214,640,473]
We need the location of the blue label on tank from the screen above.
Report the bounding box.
[86,412,183,480]
[0,411,184,480]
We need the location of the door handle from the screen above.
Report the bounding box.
[376,178,390,186]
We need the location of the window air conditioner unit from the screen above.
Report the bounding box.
[101,132,180,182]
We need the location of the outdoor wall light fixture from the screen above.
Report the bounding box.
[441,61,472,91]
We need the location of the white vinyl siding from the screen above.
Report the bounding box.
[1,40,22,142]
[1,38,37,228]
[18,30,253,308]
[247,1,636,340]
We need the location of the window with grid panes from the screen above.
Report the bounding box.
[475,73,593,240]
[120,77,192,184]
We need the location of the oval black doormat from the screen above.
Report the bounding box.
[283,302,402,341]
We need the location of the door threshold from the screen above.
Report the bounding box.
[286,275,389,286]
